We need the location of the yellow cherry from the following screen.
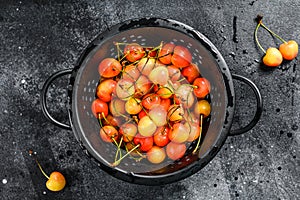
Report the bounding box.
[279,40,299,60]
[262,47,283,67]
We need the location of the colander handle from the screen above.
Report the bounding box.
[229,74,263,136]
[41,69,73,130]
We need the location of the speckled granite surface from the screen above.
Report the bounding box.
[0,0,299,199]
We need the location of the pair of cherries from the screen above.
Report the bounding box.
[255,15,298,67]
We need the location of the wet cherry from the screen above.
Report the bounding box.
[166,142,186,160]
[147,146,166,164]
[124,43,145,62]
[158,43,175,64]
[98,58,122,78]
[91,99,108,119]
[193,77,211,98]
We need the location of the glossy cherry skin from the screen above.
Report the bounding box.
[46,171,66,192]
[98,58,122,78]
[279,40,298,60]
[263,47,283,67]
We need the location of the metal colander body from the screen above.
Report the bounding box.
[67,18,235,185]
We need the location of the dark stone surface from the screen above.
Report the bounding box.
[0,0,299,199]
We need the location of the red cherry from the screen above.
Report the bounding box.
[91,99,108,119]
[153,126,170,147]
[181,63,200,83]
[124,43,145,62]
[158,43,175,65]
[166,142,186,160]
[171,46,192,68]
[96,79,117,102]
[100,125,119,143]
[142,93,161,110]
[193,77,211,98]
[98,58,122,78]
[133,134,153,152]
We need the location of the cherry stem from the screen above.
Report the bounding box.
[193,114,203,154]
[98,113,104,128]
[112,137,123,162]
[111,144,140,167]
[260,22,287,44]
[36,159,50,179]
[125,143,144,161]
[29,151,50,180]
[254,22,266,54]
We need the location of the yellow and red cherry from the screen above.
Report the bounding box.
[158,43,175,64]
[155,86,173,99]
[166,142,186,160]
[194,99,211,118]
[137,57,156,76]
[96,79,117,102]
[279,40,298,60]
[138,116,157,137]
[29,150,66,192]
[153,126,170,147]
[171,45,192,68]
[133,134,154,152]
[181,63,200,83]
[91,99,108,119]
[167,104,184,122]
[120,123,137,142]
[100,125,119,143]
[124,43,145,62]
[98,58,122,78]
[125,97,142,115]
[193,77,211,98]
[147,146,166,164]
[262,47,283,67]
[46,172,66,192]
[149,105,167,127]
[168,123,189,143]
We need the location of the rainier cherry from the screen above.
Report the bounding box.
[100,125,119,143]
[166,142,186,160]
[124,43,145,62]
[138,116,157,137]
[158,43,175,64]
[147,146,166,164]
[171,45,192,68]
[98,58,122,78]
[279,40,298,60]
[29,150,66,192]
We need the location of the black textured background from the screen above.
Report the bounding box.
[0,0,299,199]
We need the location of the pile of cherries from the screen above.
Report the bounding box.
[91,42,211,166]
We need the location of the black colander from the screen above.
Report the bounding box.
[41,18,263,185]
